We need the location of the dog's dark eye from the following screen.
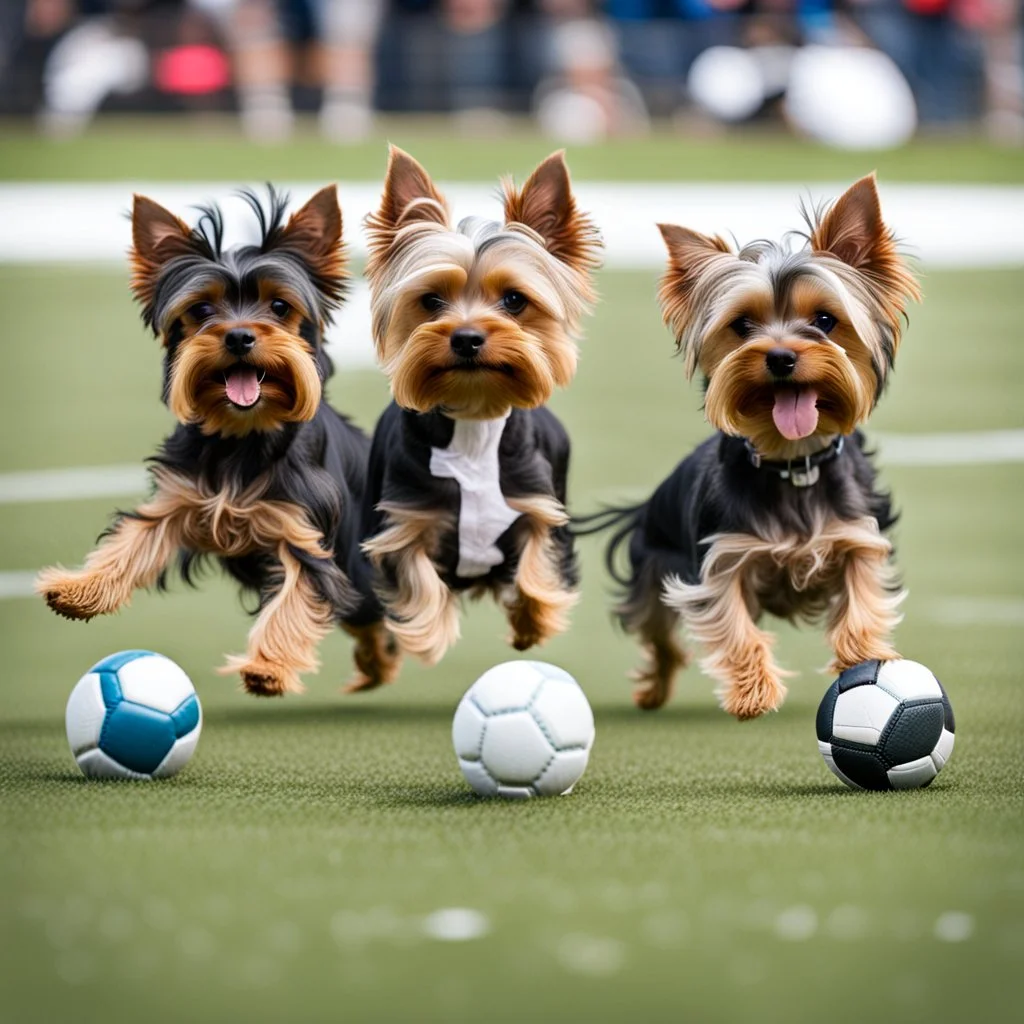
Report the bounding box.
[270,298,290,318]
[730,316,752,339]
[813,311,838,334]
[420,293,444,314]
[502,290,528,315]
[188,302,216,323]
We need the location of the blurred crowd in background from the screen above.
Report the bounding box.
[1,0,1021,147]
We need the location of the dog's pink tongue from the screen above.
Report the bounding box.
[772,387,819,440]
[225,366,260,407]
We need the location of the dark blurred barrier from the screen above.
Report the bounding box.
[0,1,1020,145]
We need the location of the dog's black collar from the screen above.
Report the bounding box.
[744,436,845,487]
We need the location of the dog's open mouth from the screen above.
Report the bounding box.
[223,364,267,409]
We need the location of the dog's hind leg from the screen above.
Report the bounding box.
[618,579,688,711]
[342,621,404,692]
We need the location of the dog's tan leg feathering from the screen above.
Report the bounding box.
[363,505,460,665]
[342,621,404,692]
[504,495,577,651]
[826,532,905,671]
[664,536,789,720]
[36,490,189,620]
[220,542,335,696]
[619,588,688,710]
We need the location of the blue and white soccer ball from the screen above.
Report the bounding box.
[65,650,202,780]
[452,660,595,799]
[817,659,954,791]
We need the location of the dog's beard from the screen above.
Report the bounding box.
[169,329,322,437]
[384,322,577,419]
[704,340,875,458]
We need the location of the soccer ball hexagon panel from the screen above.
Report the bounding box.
[453,661,595,799]
[817,659,954,791]
[65,650,202,780]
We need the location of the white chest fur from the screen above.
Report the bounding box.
[429,413,522,578]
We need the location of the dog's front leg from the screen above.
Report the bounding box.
[36,491,187,620]
[664,554,788,720]
[363,505,459,665]
[826,526,905,671]
[503,496,578,651]
[221,542,336,696]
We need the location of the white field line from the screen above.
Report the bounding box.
[1,429,1021,508]
[1,181,1023,269]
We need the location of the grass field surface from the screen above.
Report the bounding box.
[1,128,1022,1023]
[2,118,1024,184]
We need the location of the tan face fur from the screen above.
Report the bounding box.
[364,147,601,420]
[658,175,920,459]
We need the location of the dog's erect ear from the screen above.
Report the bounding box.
[375,146,449,232]
[657,224,733,372]
[810,173,921,310]
[810,174,892,272]
[365,147,449,278]
[279,184,343,258]
[277,185,347,307]
[503,151,601,274]
[130,195,194,308]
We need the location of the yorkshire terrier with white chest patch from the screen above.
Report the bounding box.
[579,175,921,720]
[357,146,601,669]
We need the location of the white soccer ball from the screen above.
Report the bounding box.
[65,650,202,780]
[452,661,595,799]
[817,659,954,791]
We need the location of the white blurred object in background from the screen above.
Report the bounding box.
[687,46,766,124]
[786,45,917,150]
[41,19,148,137]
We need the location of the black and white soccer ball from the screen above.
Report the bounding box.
[816,659,955,791]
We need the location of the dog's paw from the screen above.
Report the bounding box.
[220,657,304,697]
[718,678,787,720]
[828,641,899,674]
[36,569,116,621]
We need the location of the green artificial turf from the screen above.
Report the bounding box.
[1,256,1023,1018]
[1,117,1024,183]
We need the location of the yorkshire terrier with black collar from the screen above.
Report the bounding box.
[580,175,920,720]
[357,146,601,669]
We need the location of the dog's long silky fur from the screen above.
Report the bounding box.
[580,432,904,716]
[362,403,578,660]
[579,175,918,719]
[38,185,400,696]
[360,147,599,664]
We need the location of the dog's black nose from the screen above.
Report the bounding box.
[766,348,797,378]
[450,327,486,359]
[224,328,256,357]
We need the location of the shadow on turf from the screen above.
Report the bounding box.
[205,700,738,728]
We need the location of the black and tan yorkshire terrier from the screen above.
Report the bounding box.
[37,185,398,697]
[359,147,602,666]
[580,175,920,720]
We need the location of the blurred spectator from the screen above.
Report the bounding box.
[0,0,1019,146]
[212,0,384,142]
[534,0,650,141]
[850,0,985,124]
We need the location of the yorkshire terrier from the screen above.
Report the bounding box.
[37,186,398,696]
[579,175,921,719]
[358,146,602,665]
